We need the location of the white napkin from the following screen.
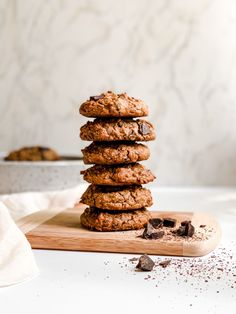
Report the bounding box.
[0,184,87,288]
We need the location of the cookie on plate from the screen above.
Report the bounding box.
[82,142,150,165]
[4,146,60,161]
[80,119,155,142]
[79,91,148,118]
[80,207,151,231]
[81,184,153,210]
[81,163,156,186]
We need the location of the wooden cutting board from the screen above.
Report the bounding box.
[18,204,221,257]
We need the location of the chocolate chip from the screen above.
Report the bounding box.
[136,255,155,271]
[149,218,163,229]
[90,94,104,101]
[200,224,206,228]
[176,221,195,237]
[138,123,150,135]
[142,223,164,239]
[38,146,49,152]
[159,260,171,268]
[163,218,177,228]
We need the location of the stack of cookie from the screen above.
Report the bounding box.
[79,91,156,232]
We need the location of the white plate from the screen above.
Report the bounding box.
[0,153,85,194]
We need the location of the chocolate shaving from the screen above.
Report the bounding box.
[136,255,155,271]
[90,94,104,101]
[149,218,163,229]
[163,218,177,228]
[138,123,150,135]
[129,257,139,262]
[159,260,171,268]
[200,224,206,228]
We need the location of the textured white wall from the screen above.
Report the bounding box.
[1,0,236,185]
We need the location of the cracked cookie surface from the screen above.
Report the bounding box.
[80,119,155,142]
[82,141,150,165]
[81,163,156,186]
[80,207,151,231]
[79,91,148,118]
[81,185,153,210]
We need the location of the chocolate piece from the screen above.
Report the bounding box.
[200,224,206,228]
[138,122,150,135]
[151,231,165,239]
[89,94,104,101]
[163,218,177,228]
[181,220,191,226]
[176,226,186,236]
[136,255,155,271]
[159,260,171,268]
[176,221,195,237]
[149,218,163,229]
[142,222,164,239]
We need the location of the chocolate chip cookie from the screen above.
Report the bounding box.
[80,119,155,142]
[80,207,151,231]
[79,91,148,118]
[4,146,60,161]
[81,163,156,186]
[82,142,150,165]
[81,185,153,210]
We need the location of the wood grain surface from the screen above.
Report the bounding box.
[22,204,221,257]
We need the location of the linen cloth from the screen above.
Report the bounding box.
[0,184,86,287]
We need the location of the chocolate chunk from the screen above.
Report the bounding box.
[149,218,163,229]
[90,94,104,101]
[142,223,164,239]
[138,123,150,135]
[181,220,191,226]
[150,230,165,239]
[176,221,195,237]
[176,226,186,236]
[142,222,156,239]
[159,260,171,268]
[163,218,177,228]
[136,255,155,271]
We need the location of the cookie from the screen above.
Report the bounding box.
[82,142,150,165]
[81,185,153,210]
[4,146,60,161]
[79,91,148,118]
[81,163,156,186]
[80,207,151,231]
[80,119,155,142]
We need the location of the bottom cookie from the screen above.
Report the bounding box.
[80,207,151,232]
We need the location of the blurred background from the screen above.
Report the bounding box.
[0,0,236,186]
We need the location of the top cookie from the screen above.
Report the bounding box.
[79,91,148,118]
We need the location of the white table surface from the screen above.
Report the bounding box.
[1,187,236,314]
